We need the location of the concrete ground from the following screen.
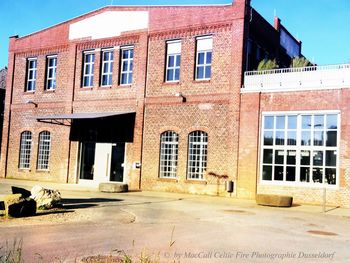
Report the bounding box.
[0,179,350,263]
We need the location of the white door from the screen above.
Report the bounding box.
[93,143,112,183]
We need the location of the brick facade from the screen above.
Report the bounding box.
[4,1,347,207]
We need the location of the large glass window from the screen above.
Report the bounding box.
[165,40,181,82]
[26,58,37,92]
[37,131,51,170]
[101,50,114,86]
[187,131,208,180]
[120,47,133,85]
[19,131,32,169]
[159,131,179,178]
[261,113,339,186]
[195,36,212,80]
[46,55,57,90]
[82,52,95,87]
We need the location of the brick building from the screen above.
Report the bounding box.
[3,0,348,207]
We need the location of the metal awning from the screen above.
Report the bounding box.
[37,111,136,126]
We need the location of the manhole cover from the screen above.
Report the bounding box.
[307,230,338,236]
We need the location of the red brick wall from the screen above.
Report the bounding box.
[239,89,350,207]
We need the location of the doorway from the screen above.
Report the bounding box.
[79,142,125,185]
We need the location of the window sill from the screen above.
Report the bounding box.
[36,169,50,173]
[163,81,180,86]
[44,89,56,93]
[185,179,207,185]
[158,177,178,183]
[119,84,132,88]
[80,87,94,90]
[23,91,35,95]
[18,168,31,172]
[98,85,112,90]
[193,79,211,84]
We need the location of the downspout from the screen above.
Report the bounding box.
[4,53,16,178]
[66,44,78,184]
[139,33,150,190]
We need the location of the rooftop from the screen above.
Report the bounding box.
[242,63,350,93]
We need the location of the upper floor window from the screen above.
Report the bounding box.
[187,131,208,180]
[37,131,51,170]
[19,131,32,169]
[26,58,37,92]
[82,52,95,87]
[46,55,57,90]
[101,49,114,86]
[261,113,339,186]
[195,36,212,80]
[159,131,179,178]
[120,47,133,85]
[165,40,181,82]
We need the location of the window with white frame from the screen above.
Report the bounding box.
[166,40,181,82]
[101,49,114,86]
[82,52,95,87]
[261,113,339,186]
[37,131,51,170]
[195,36,212,80]
[187,131,208,180]
[19,131,32,169]
[120,47,133,85]
[159,131,179,178]
[46,55,57,90]
[26,58,37,92]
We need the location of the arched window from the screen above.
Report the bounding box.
[19,131,32,169]
[187,131,208,180]
[159,131,179,178]
[37,131,51,170]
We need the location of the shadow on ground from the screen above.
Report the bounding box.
[61,198,123,209]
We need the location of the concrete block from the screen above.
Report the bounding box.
[99,183,128,193]
[256,194,293,207]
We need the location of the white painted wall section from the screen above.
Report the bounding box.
[69,11,149,40]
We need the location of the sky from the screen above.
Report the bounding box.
[0,0,349,69]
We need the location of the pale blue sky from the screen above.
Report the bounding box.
[0,0,349,68]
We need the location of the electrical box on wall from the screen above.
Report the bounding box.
[133,162,141,169]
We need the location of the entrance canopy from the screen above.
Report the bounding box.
[37,111,136,143]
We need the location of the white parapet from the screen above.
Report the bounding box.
[242,64,350,93]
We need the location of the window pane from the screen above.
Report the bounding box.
[197,66,204,79]
[275,131,285,145]
[286,166,295,181]
[314,115,324,129]
[287,116,297,129]
[325,168,336,185]
[287,131,296,145]
[301,131,311,145]
[327,114,337,129]
[300,167,310,182]
[205,66,211,79]
[198,52,205,64]
[264,116,274,129]
[275,150,284,164]
[313,151,323,166]
[274,166,283,181]
[312,168,323,183]
[287,150,296,165]
[262,165,272,180]
[276,116,285,129]
[263,149,273,164]
[313,131,324,146]
[174,69,180,80]
[326,131,337,146]
[301,150,310,165]
[168,55,175,67]
[302,115,312,129]
[206,52,212,64]
[326,150,336,167]
[167,69,174,81]
[264,131,273,145]
[176,55,181,67]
